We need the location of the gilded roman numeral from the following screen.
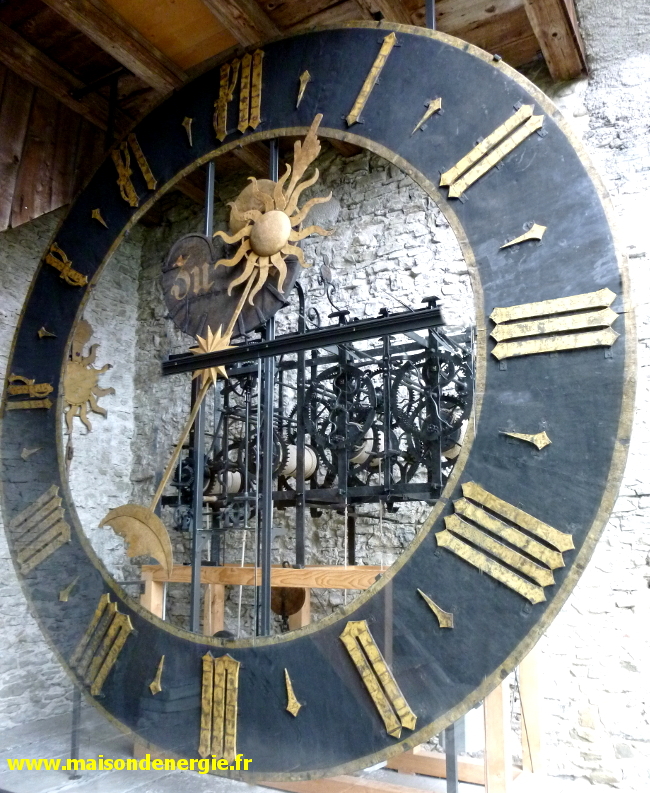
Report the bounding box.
[490,288,619,360]
[340,620,416,738]
[70,593,133,695]
[9,485,70,574]
[440,105,544,198]
[437,482,574,604]
[346,32,397,126]
[110,133,157,207]
[6,374,54,411]
[199,653,240,760]
[44,243,88,287]
[214,50,264,142]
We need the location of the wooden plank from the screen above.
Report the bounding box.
[50,103,83,210]
[41,0,186,92]
[104,0,236,70]
[73,119,105,195]
[199,0,280,47]
[261,775,421,793]
[519,648,544,774]
[523,0,586,80]
[141,571,165,617]
[142,564,383,590]
[288,588,311,630]
[0,22,109,129]
[355,1,411,25]
[290,1,367,32]
[0,69,34,231]
[329,139,364,158]
[484,681,513,793]
[386,747,486,785]
[11,88,58,227]
[264,0,342,30]
[202,583,225,635]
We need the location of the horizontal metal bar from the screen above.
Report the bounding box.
[161,307,443,376]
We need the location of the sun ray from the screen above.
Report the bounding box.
[229,202,263,225]
[273,165,292,210]
[213,224,251,245]
[289,193,333,227]
[284,168,321,218]
[270,252,288,292]
[285,114,323,200]
[217,239,251,269]
[248,264,270,304]
[289,225,332,241]
[283,244,308,267]
[190,325,234,387]
[227,255,257,293]
[250,178,275,212]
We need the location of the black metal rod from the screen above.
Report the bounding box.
[295,283,306,567]
[69,687,82,780]
[162,307,443,376]
[445,721,459,793]
[426,0,436,30]
[189,161,215,633]
[258,139,279,635]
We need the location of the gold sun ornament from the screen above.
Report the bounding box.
[190,325,234,388]
[213,113,332,306]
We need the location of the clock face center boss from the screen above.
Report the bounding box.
[0,24,631,778]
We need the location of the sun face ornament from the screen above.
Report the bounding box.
[214,113,332,308]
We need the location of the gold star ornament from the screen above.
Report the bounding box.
[190,326,234,387]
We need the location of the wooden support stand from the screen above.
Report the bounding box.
[137,565,544,792]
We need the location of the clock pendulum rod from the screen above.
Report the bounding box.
[257,139,280,636]
[426,0,436,30]
[189,160,216,633]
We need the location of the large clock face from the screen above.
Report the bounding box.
[1,23,632,779]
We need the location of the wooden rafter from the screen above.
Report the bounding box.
[200,0,281,47]
[0,22,109,130]
[523,0,587,80]
[40,0,186,93]
[355,0,412,25]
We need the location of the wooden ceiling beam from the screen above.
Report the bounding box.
[523,0,587,80]
[200,0,281,47]
[40,0,186,93]
[355,0,412,25]
[0,21,109,130]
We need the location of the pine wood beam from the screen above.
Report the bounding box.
[232,141,270,176]
[386,747,487,784]
[0,22,109,130]
[523,0,587,80]
[355,0,412,25]
[200,0,281,47]
[40,0,186,93]
[142,564,383,590]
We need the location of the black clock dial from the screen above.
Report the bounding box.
[1,23,631,780]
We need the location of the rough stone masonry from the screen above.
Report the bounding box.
[0,0,649,788]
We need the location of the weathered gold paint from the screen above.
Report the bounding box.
[182,117,193,146]
[238,53,252,134]
[417,589,453,628]
[346,32,397,126]
[44,243,88,287]
[493,327,619,359]
[284,668,302,717]
[297,70,311,108]
[500,223,546,248]
[412,98,442,135]
[70,594,133,696]
[491,307,618,343]
[110,134,156,207]
[436,528,546,604]
[91,208,108,228]
[59,576,79,602]
[445,514,555,587]
[199,653,240,760]
[340,620,416,738]
[500,430,551,450]
[461,482,574,551]
[9,485,70,574]
[7,375,53,399]
[490,287,616,324]
[149,655,165,695]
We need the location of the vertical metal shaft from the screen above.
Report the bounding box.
[69,687,82,779]
[189,161,215,633]
[258,140,279,635]
[445,720,459,793]
[295,283,306,567]
[426,0,436,30]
